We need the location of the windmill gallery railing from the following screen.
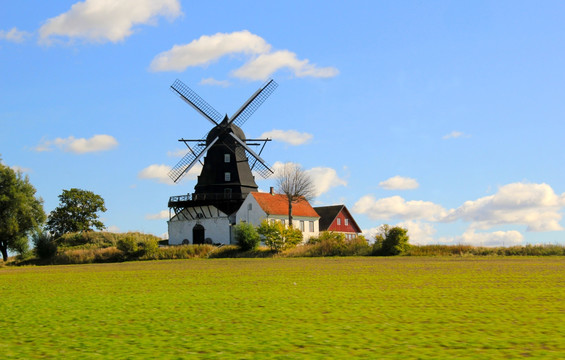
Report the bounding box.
[168,193,247,205]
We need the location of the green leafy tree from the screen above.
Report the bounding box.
[372,224,410,256]
[257,220,303,252]
[46,188,106,238]
[234,221,261,251]
[0,160,46,261]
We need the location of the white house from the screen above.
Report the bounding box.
[235,190,320,242]
[168,190,320,245]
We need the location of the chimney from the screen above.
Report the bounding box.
[270,187,274,195]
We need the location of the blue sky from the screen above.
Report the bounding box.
[2,0,565,246]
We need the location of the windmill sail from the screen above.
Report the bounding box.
[229,79,278,128]
[171,79,223,126]
[168,137,219,182]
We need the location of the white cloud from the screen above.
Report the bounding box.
[232,50,339,81]
[379,176,419,190]
[39,0,181,44]
[146,210,169,220]
[34,134,118,153]
[353,195,448,222]
[138,163,202,184]
[138,164,174,184]
[0,27,31,43]
[445,182,565,232]
[260,129,313,146]
[200,78,231,87]
[150,30,338,80]
[396,221,437,245]
[306,167,347,197]
[443,131,469,140]
[441,230,524,247]
[150,30,270,71]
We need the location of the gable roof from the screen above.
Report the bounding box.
[313,205,362,233]
[314,205,344,230]
[251,192,320,218]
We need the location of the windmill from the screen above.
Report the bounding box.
[167,79,278,215]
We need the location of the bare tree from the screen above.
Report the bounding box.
[276,163,316,226]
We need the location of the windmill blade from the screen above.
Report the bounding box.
[171,79,223,126]
[229,133,274,178]
[169,137,220,183]
[228,79,278,128]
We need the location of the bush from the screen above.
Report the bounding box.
[33,231,58,259]
[257,220,302,252]
[286,233,370,257]
[372,225,410,256]
[234,222,261,251]
[153,244,217,260]
[117,236,138,255]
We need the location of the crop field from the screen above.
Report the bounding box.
[1,257,564,359]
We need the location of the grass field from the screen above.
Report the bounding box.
[1,257,564,359]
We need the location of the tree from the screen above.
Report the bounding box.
[46,188,106,238]
[0,160,46,261]
[275,163,316,226]
[234,221,261,251]
[257,220,302,252]
[372,224,410,256]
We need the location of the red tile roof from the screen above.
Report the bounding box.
[251,192,320,218]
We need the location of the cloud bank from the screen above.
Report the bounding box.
[39,0,181,44]
[355,182,565,245]
[34,134,118,153]
[150,30,339,80]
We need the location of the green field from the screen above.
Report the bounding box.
[1,257,564,359]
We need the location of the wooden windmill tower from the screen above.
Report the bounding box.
[167,79,278,218]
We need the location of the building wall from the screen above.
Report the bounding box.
[168,207,231,245]
[235,195,319,241]
[327,210,359,234]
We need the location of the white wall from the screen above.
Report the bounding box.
[234,195,266,226]
[168,207,231,245]
[234,195,320,242]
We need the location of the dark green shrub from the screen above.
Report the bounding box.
[234,222,261,251]
[372,225,410,256]
[138,238,159,258]
[117,236,138,254]
[33,231,57,259]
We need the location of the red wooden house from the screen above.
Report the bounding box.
[313,205,362,240]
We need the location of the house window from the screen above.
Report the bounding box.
[224,188,232,198]
[309,221,314,232]
[337,218,341,226]
[345,219,349,226]
[300,220,305,231]
[225,172,231,181]
[224,154,230,163]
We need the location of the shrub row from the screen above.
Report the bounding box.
[406,244,565,257]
